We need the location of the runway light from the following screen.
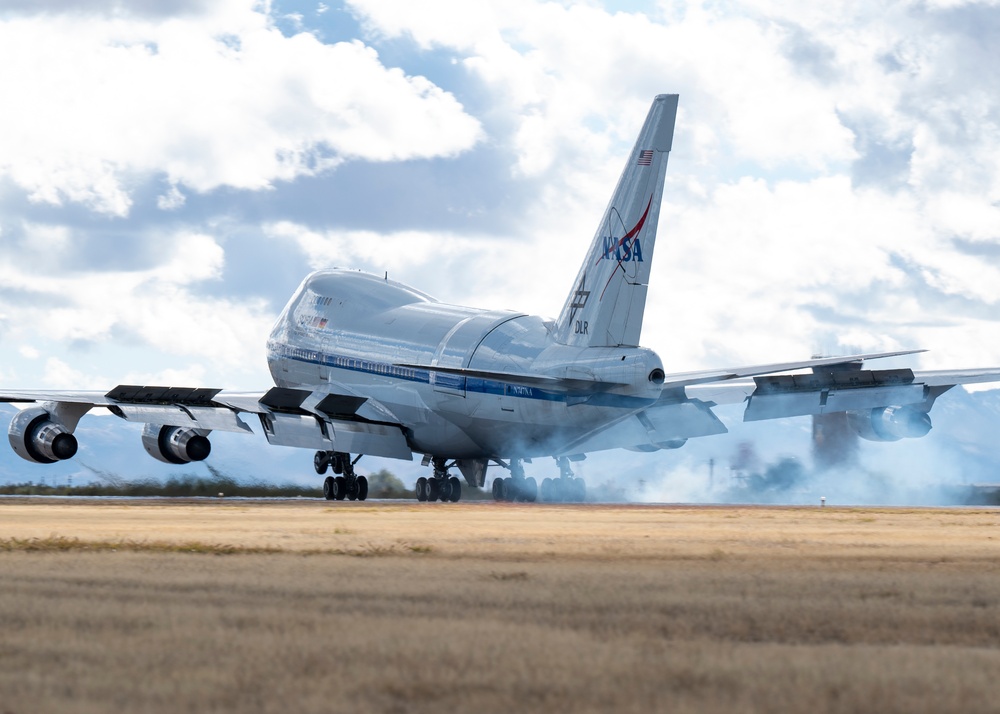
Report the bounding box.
[218,492,224,498]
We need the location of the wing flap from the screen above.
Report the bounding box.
[557,396,727,455]
[744,384,927,421]
[108,404,253,433]
[257,411,411,460]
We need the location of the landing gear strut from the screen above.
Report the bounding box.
[539,457,586,503]
[315,451,368,502]
[415,456,462,503]
[490,458,538,502]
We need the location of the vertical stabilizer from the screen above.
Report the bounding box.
[554,94,678,347]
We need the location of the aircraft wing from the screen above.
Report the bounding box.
[657,349,927,389]
[0,383,413,461]
[559,354,1000,456]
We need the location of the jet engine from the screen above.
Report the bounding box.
[847,406,932,442]
[626,438,687,453]
[8,407,79,464]
[142,424,212,464]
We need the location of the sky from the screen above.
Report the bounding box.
[0,0,998,490]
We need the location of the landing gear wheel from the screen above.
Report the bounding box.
[448,476,462,502]
[523,476,537,503]
[347,479,359,501]
[416,477,428,502]
[356,475,368,501]
[492,478,506,501]
[541,477,553,502]
[323,476,336,500]
[314,451,329,475]
[438,478,452,502]
[503,477,516,502]
[428,478,440,502]
[335,476,347,501]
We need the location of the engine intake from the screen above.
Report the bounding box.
[142,424,212,464]
[848,406,932,442]
[8,407,79,464]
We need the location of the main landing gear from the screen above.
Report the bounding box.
[491,457,586,503]
[314,451,368,501]
[415,456,462,502]
[541,457,587,503]
[490,458,537,502]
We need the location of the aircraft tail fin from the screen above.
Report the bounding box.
[554,94,678,347]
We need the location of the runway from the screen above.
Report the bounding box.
[2,497,999,560]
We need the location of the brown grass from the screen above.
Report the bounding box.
[1,499,999,713]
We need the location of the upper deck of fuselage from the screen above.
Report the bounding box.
[305,269,434,311]
[268,269,531,368]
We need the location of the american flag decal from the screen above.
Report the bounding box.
[637,150,653,166]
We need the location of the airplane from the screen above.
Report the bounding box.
[3,94,999,503]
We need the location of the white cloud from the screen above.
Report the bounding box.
[0,231,274,385]
[157,184,186,210]
[1,0,998,402]
[342,0,1000,374]
[348,0,857,176]
[0,1,481,216]
[43,357,106,390]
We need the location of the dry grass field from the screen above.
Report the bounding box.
[2,498,1000,713]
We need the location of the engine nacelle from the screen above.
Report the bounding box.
[8,407,79,464]
[848,406,932,442]
[142,424,212,464]
[626,438,688,453]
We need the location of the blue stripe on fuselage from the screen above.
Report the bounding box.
[267,341,653,408]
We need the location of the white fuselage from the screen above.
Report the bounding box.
[266,269,664,460]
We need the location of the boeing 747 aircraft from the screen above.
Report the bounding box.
[4,94,999,503]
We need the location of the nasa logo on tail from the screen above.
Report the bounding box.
[600,235,644,263]
[595,195,653,266]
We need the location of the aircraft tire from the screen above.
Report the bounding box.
[541,478,553,502]
[416,477,428,501]
[323,476,336,501]
[335,476,347,501]
[448,476,461,502]
[504,477,518,502]
[357,475,368,501]
[438,478,452,502]
[428,478,440,502]
[523,476,537,503]
[492,478,505,501]
[314,451,329,475]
